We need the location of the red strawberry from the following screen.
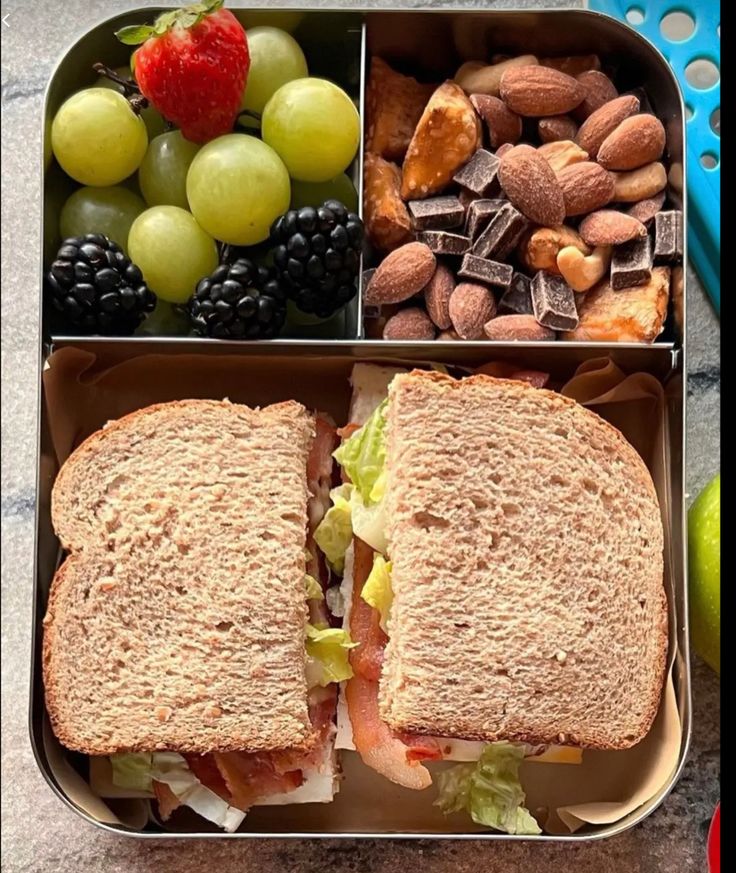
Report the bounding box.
[117,0,250,143]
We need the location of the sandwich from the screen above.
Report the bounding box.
[43,399,351,831]
[316,364,667,834]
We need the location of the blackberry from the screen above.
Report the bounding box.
[189,258,287,339]
[270,200,364,319]
[45,234,156,335]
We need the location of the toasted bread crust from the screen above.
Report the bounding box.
[379,370,668,750]
[44,399,316,756]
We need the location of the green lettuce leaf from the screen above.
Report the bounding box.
[350,486,388,554]
[333,400,388,504]
[435,742,541,835]
[361,555,393,633]
[313,484,353,573]
[149,752,246,833]
[305,574,324,601]
[305,624,357,687]
[110,753,153,792]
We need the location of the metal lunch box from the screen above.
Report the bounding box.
[32,5,690,841]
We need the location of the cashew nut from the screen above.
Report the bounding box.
[613,162,667,202]
[519,225,590,274]
[537,139,589,174]
[557,245,612,292]
[455,55,539,96]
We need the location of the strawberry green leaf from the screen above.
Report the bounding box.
[115,25,154,45]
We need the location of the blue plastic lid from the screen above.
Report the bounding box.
[587,0,720,314]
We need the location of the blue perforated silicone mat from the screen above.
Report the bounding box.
[587,0,721,314]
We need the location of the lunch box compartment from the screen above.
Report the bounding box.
[31,338,688,840]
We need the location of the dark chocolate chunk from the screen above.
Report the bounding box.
[472,203,529,260]
[499,272,534,315]
[408,196,465,231]
[458,188,480,210]
[654,211,683,264]
[530,270,579,330]
[458,254,514,288]
[466,199,507,240]
[453,149,501,197]
[611,236,653,289]
[417,231,471,256]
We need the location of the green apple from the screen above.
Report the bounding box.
[688,472,720,673]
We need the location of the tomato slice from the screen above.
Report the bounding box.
[348,537,388,681]
[397,733,444,762]
[345,671,432,790]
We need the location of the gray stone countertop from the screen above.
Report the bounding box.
[1,1,720,870]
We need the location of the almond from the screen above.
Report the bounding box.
[455,55,539,97]
[483,314,556,341]
[540,55,601,76]
[364,242,436,305]
[449,282,497,339]
[538,115,578,143]
[557,161,615,216]
[500,65,585,116]
[382,307,436,340]
[627,190,666,225]
[470,94,522,148]
[573,70,618,120]
[613,161,667,202]
[575,95,640,157]
[423,262,456,329]
[498,145,565,226]
[537,140,589,174]
[579,209,648,246]
[597,114,666,170]
[437,328,461,340]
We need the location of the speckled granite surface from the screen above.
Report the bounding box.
[2,1,720,870]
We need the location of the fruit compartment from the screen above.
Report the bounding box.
[31,338,689,840]
[42,8,365,343]
[360,8,686,346]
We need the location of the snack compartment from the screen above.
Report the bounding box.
[31,338,689,840]
[360,8,686,345]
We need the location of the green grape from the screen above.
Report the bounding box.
[134,299,192,337]
[187,134,290,246]
[236,10,304,32]
[262,78,360,182]
[240,27,308,115]
[60,186,146,253]
[128,206,218,304]
[51,88,148,186]
[290,173,358,212]
[138,131,200,209]
[97,65,167,140]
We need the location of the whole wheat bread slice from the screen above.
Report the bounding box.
[44,399,316,756]
[378,370,667,750]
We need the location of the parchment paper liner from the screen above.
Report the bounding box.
[38,349,682,836]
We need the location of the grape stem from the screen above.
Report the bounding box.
[92,62,150,115]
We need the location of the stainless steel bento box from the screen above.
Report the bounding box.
[32,5,690,841]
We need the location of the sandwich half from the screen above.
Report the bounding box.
[43,399,348,831]
[318,365,668,832]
